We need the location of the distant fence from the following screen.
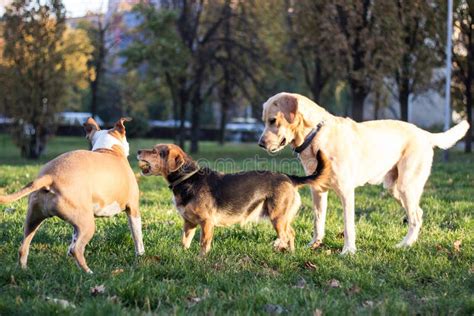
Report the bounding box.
[0,124,260,142]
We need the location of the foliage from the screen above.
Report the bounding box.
[79,14,124,119]
[392,0,445,122]
[452,0,474,152]
[324,0,401,121]
[60,27,95,111]
[0,135,472,314]
[0,0,92,158]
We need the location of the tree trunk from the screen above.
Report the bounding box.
[190,91,201,153]
[90,31,104,119]
[21,124,46,159]
[465,76,472,153]
[90,78,99,119]
[398,78,410,122]
[350,84,366,122]
[177,87,187,149]
[374,90,380,120]
[219,105,228,145]
[311,58,323,103]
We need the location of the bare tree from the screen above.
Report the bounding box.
[284,0,337,103]
[393,0,444,122]
[452,0,474,152]
[328,0,399,121]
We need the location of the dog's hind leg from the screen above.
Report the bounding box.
[199,220,214,256]
[395,148,432,248]
[272,217,290,252]
[19,200,47,269]
[126,204,145,256]
[308,190,328,249]
[286,192,301,252]
[68,215,95,273]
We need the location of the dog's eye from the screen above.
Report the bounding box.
[269,118,276,125]
[159,150,166,158]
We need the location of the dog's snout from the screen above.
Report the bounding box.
[137,150,142,155]
[258,138,266,148]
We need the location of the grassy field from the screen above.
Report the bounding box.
[0,134,473,315]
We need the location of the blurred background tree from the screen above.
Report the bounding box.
[0,0,472,156]
[1,0,91,158]
[452,0,473,152]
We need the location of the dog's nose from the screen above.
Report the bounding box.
[258,138,266,148]
[137,150,142,155]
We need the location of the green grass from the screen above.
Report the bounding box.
[0,134,473,315]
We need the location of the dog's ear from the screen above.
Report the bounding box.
[277,95,298,124]
[167,146,186,172]
[83,117,100,140]
[115,117,132,135]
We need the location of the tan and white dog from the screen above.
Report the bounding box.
[259,92,470,254]
[0,117,144,273]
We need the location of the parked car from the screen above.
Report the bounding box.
[58,112,105,126]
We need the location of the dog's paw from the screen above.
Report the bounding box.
[340,245,356,255]
[307,240,323,250]
[395,239,414,248]
[273,239,289,252]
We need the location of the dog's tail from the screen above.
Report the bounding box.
[0,175,53,204]
[287,150,331,190]
[429,120,470,150]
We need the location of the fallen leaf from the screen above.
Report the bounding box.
[238,255,253,265]
[327,279,341,288]
[45,297,76,309]
[362,300,374,308]
[293,277,307,289]
[212,263,224,271]
[186,289,209,307]
[148,255,161,263]
[453,240,462,252]
[310,241,323,250]
[107,295,120,304]
[325,249,332,255]
[263,303,287,314]
[186,296,203,307]
[111,268,124,276]
[304,261,318,270]
[5,207,16,213]
[337,231,344,238]
[90,284,106,296]
[347,284,361,295]
[435,244,444,251]
[313,308,323,316]
[469,265,474,274]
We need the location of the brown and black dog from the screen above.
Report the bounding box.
[137,144,330,255]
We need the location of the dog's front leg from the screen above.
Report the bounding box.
[308,190,328,249]
[126,207,145,256]
[199,220,214,256]
[339,188,357,255]
[182,220,197,249]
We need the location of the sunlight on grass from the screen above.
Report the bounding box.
[0,135,473,314]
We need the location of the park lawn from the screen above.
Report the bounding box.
[0,134,473,315]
